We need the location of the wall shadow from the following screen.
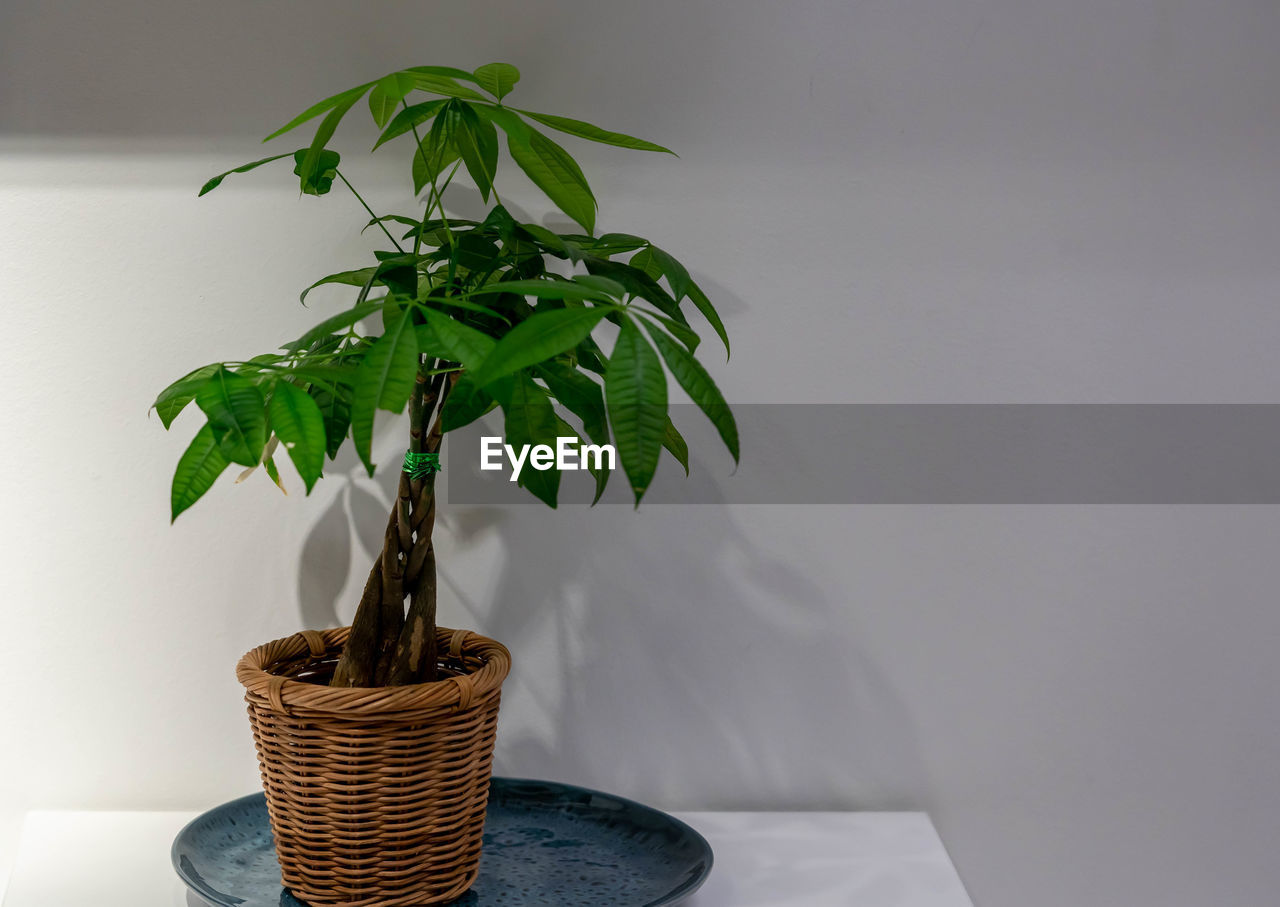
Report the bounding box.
[460,492,931,811]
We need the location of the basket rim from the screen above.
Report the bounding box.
[235,625,510,717]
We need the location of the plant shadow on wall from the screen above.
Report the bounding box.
[297,436,931,812]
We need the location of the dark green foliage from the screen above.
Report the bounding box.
[157,63,735,517]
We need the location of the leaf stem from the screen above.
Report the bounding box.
[337,169,405,253]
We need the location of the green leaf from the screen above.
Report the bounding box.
[466,277,613,302]
[593,233,650,256]
[309,386,352,459]
[473,63,520,100]
[269,382,327,493]
[195,367,267,467]
[605,319,667,503]
[507,126,597,234]
[584,258,682,320]
[557,419,611,505]
[418,315,494,371]
[263,82,376,142]
[636,309,700,354]
[297,92,360,195]
[284,301,384,351]
[518,110,674,154]
[537,360,608,444]
[418,294,510,322]
[440,373,497,431]
[171,423,229,521]
[285,363,356,390]
[644,325,739,463]
[400,65,482,82]
[299,267,378,304]
[350,307,419,475]
[470,307,607,387]
[368,72,416,128]
[153,364,219,428]
[646,245,692,301]
[501,372,562,507]
[628,247,663,280]
[512,221,570,258]
[369,254,420,298]
[687,279,730,358]
[198,152,299,196]
[575,334,609,375]
[407,71,488,102]
[363,213,424,235]
[373,99,449,150]
[413,128,460,195]
[455,232,501,271]
[453,102,498,201]
[573,275,627,298]
[662,416,690,476]
[292,148,341,196]
[263,453,285,492]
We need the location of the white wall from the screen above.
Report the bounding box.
[3,2,1280,905]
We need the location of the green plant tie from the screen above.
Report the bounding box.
[402,450,441,480]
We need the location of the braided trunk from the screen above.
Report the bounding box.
[331,366,455,688]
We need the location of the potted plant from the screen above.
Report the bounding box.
[154,62,738,906]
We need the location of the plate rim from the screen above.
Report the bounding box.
[172,776,714,907]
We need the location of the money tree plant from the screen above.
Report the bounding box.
[154,63,738,688]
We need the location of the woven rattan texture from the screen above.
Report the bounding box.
[236,627,511,907]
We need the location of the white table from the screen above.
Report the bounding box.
[2,808,973,907]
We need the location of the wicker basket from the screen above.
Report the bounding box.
[235,626,511,907]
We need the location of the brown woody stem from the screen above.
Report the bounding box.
[329,361,456,688]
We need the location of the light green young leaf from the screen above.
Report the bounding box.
[198,152,299,197]
[171,423,229,522]
[195,367,267,467]
[297,94,361,195]
[299,267,379,304]
[262,82,376,142]
[283,301,384,351]
[605,319,668,503]
[507,127,597,234]
[453,103,498,201]
[368,72,416,128]
[408,72,488,102]
[470,307,607,387]
[473,63,520,100]
[268,382,327,493]
[292,148,341,196]
[643,325,739,463]
[518,110,674,154]
[627,247,662,280]
[400,65,482,82]
[373,99,449,150]
[412,131,460,194]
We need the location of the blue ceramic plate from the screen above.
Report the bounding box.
[173,777,713,906]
